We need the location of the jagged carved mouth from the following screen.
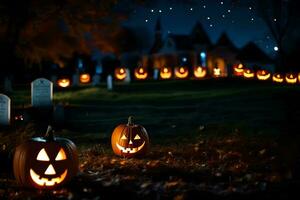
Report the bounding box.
[116,141,145,154]
[30,169,68,186]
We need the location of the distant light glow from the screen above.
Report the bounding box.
[274,46,279,51]
[182,57,187,62]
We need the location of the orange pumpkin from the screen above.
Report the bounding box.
[243,69,255,79]
[213,67,221,77]
[160,67,172,79]
[256,70,271,81]
[285,73,297,84]
[111,116,149,158]
[174,67,189,79]
[115,67,127,80]
[193,66,207,79]
[233,64,244,76]
[57,78,71,88]
[79,73,91,84]
[272,73,284,83]
[134,67,148,80]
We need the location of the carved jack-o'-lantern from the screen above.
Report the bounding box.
[256,70,271,81]
[111,116,149,158]
[80,73,91,84]
[174,67,189,79]
[272,73,284,83]
[134,67,148,80]
[57,78,71,88]
[160,67,172,79]
[115,67,127,80]
[193,66,207,79]
[13,126,78,189]
[213,67,221,77]
[285,73,297,84]
[243,69,255,78]
[233,64,244,76]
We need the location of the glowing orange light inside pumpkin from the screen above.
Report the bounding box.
[243,69,255,78]
[285,73,297,84]
[80,73,91,84]
[160,67,172,79]
[256,70,271,81]
[175,67,189,79]
[193,66,207,78]
[272,73,284,83]
[233,64,244,76]
[57,78,70,88]
[213,67,221,77]
[134,67,148,80]
[115,67,127,80]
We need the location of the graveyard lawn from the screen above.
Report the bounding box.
[1,79,300,199]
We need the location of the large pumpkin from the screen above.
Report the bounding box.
[13,126,78,189]
[174,67,189,79]
[111,116,149,158]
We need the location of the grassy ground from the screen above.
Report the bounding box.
[1,78,300,199]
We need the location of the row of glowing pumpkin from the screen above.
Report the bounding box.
[57,65,300,88]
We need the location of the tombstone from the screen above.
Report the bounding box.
[0,94,11,126]
[153,69,159,80]
[31,78,53,107]
[92,74,101,86]
[72,74,79,87]
[107,75,113,91]
[124,69,131,83]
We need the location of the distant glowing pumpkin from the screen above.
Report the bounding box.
[272,73,284,83]
[285,73,297,84]
[111,116,149,158]
[80,73,91,84]
[57,78,71,88]
[115,67,127,80]
[233,64,244,76]
[193,66,207,79]
[13,126,78,189]
[160,67,172,79]
[243,69,255,78]
[134,67,148,80]
[174,67,189,79]
[256,70,271,81]
[213,67,221,77]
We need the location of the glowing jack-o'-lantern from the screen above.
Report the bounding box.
[272,73,284,83]
[115,67,127,80]
[160,67,172,79]
[79,73,91,84]
[174,67,189,79]
[57,78,71,88]
[111,116,149,158]
[134,67,148,80]
[233,64,244,76]
[13,126,78,189]
[256,70,271,81]
[213,67,221,77]
[285,73,297,84]
[193,66,207,79]
[243,69,255,78]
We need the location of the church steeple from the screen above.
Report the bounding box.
[150,17,163,54]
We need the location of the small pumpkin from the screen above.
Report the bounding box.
[80,73,91,84]
[13,126,79,189]
[111,116,149,158]
[243,69,255,78]
[213,67,221,77]
[115,67,127,80]
[160,67,172,79]
[233,64,244,76]
[256,70,271,81]
[57,78,71,88]
[272,73,284,83]
[285,73,297,84]
[193,66,207,79]
[174,66,189,79]
[134,67,148,80]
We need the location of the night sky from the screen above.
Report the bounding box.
[125,0,278,57]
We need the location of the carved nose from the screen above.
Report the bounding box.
[44,164,56,175]
[129,140,133,144]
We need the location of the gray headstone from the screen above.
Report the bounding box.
[92,74,101,86]
[72,74,79,87]
[0,94,11,125]
[124,69,131,83]
[153,69,159,80]
[107,75,113,91]
[31,78,53,107]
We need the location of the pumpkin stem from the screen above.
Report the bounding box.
[45,125,55,141]
[127,116,134,125]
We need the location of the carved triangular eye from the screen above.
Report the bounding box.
[121,135,127,140]
[37,148,50,161]
[55,148,67,161]
[134,134,141,140]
